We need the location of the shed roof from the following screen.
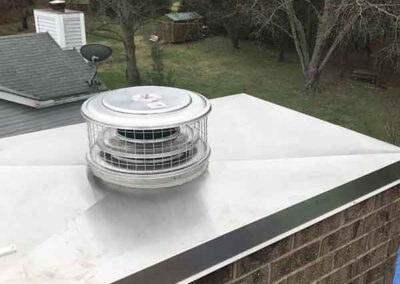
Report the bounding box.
[165,12,202,22]
[0,33,100,101]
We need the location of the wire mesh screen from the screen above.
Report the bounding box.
[86,117,209,175]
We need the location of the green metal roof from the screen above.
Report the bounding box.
[165,12,202,22]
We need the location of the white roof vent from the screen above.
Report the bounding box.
[33,4,86,50]
[81,86,211,189]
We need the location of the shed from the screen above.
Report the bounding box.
[156,12,203,43]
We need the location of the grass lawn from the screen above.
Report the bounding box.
[89,28,400,145]
[2,15,397,144]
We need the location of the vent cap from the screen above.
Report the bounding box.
[81,86,211,189]
[81,86,211,129]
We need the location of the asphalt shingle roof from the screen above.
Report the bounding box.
[0,33,98,100]
[0,99,84,138]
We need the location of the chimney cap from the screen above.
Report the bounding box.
[81,86,212,129]
[49,0,66,11]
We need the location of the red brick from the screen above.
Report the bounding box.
[367,218,400,249]
[371,278,385,284]
[387,235,400,257]
[273,278,287,284]
[365,256,396,283]
[344,198,375,223]
[236,236,292,277]
[320,220,363,256]
[293,214,341,248]
[270,241,319,282]
[234,266,269,284]
[317,265,352,284]
[389,199,400,219]
[363,208,391,234]
[334,236,368,268]
[196,188,400,284]
[351,243,388,277]
[348,275,365,284]
[287,255,333,284]
[375,186,400,209]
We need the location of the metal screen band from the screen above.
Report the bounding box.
[113,161,400,284]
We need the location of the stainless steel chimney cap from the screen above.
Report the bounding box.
[81,86,211,189]
[81,86,211,129]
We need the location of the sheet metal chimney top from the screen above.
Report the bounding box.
[49,0,66,11]
[81,86,211,189]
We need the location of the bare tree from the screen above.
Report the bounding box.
[7,0,34,29]
[92,0,171,86]
[181,0,251,49]
[248,0,400,90]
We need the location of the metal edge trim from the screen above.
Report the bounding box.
[113,160,400,284]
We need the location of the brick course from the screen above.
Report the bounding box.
[192,185,400,284]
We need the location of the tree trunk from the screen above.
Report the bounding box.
[223,21,240,49]
[376,60,384,87]
[305,59,321,90]
[339,45,346,78]
[365,36,372,59]
[277,38,287,62]
[304,50,324,90]
[231,36,240,49]
[122,30,140,86]
[278,48,285,62]
[22,17,28,29]
[305,70,319,90]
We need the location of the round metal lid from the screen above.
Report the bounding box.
[81,86,211,129]
[102,87,192,114]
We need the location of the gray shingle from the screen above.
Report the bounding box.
[0,33,102,100]
[0,99,84,138]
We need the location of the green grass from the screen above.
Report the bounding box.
[91,29,400,144]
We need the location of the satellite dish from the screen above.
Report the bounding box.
[80,44,112,88]
[80,44,112,63]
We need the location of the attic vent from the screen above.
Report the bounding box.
[81,86,211,189]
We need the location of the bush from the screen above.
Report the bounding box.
[143,43,176,86]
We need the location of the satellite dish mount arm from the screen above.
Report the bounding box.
[88,56,99,87]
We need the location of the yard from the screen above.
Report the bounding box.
[89,26,400,145]
[1,15,398,144]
